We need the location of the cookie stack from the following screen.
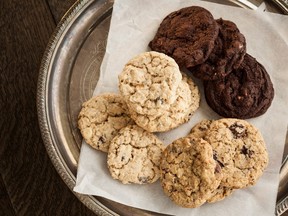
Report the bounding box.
[118,51,200,132]
[160,118,268,208]
[149,6,274,119]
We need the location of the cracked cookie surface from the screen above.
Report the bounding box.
[118,51,182,116]
[189,120,234,203]
[78,93,134,152]
[204,54,274,119]
[129,74,200,132]
[160,137,222,208]
[191,19,246,80]
[107,124,164,184]
[205,118,269,189]
[149,6,219,68]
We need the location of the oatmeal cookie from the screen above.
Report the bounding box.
[78,93,133,152]
[107,124,164,184]
[205,118,269,189]
[160,137,222,208]
[118,51,182,116]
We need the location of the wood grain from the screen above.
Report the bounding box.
[0,0,94,215]
[46,0,78,23]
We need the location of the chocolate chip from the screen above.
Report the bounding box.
[98,136,106,144]
[121,156,125,161]
[241,146,254,157]
[213,151,225,168]
[229,122,247,138]
[138,176,149,183]
[215,163,221,174]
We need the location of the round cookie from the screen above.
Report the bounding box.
[130,74,200,132]
[160,137,222,208]
[107,124,164,184]
[204,54,274,119]
[78,93,134,152]
[149,6,219,68]
[118,51,182,116]
[205,118,269,189]
[191,19,246,80]
[189,120,234,202]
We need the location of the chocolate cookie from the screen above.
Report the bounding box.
[149,6,219,68]
[191,19,246,80]
[204,54,274,119]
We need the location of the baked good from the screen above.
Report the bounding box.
[78,93,133,152]
[149,6,219,68]
[189,119,234,203]
[160,137,222,208]
[204,54,274,119]
[107,124,164,184]
[129,74,200,132]
[205,118,269,189]
[191,19,246,80]
[118,51,182,116]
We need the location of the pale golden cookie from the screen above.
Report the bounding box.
[205,118,269,189]
[160,137,222,208]
[118,51,182,116]
[78,93,133,152]
[107,124,164,184]
[130,74,200,132]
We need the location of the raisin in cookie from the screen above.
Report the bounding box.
[107,124,164,184]
[129,74,200,132]
[160,137,222,208]
[205,118,269,189]
[78,93,134,152]
[118,51,182,116]
[204,54,274,119]
[149,6,219,68]
[189,120,234,203]
[191,19,246,80]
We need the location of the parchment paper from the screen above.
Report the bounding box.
[74,0,288,215]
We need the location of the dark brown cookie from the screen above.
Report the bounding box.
[149,6,219,68]
[191,19,246,80]
[204,54,274,119]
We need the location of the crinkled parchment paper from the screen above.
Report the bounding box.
[74,0,288,215]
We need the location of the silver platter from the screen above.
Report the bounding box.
[37,0,288,215]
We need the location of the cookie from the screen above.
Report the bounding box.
[189,120,234,203]
[191,19,246,80]
[160,137,222,208]
[107,124,164,184]
[204,54,274,119]
[205,118,269,189]
[118,51,182,116]
[78,93,134,152]
[149,6,219,68]
[130,74,200,132]
[188,119,213,139]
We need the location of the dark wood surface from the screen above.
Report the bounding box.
[0,0,95,215]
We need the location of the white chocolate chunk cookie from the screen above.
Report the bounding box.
[205,118,269,189]
[129,74,200,132]
[118,51,182,116]
[160,137,222,208]
[78,93,134,152]
[107,124,165,184]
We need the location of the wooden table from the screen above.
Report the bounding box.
[0,0,94,215]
